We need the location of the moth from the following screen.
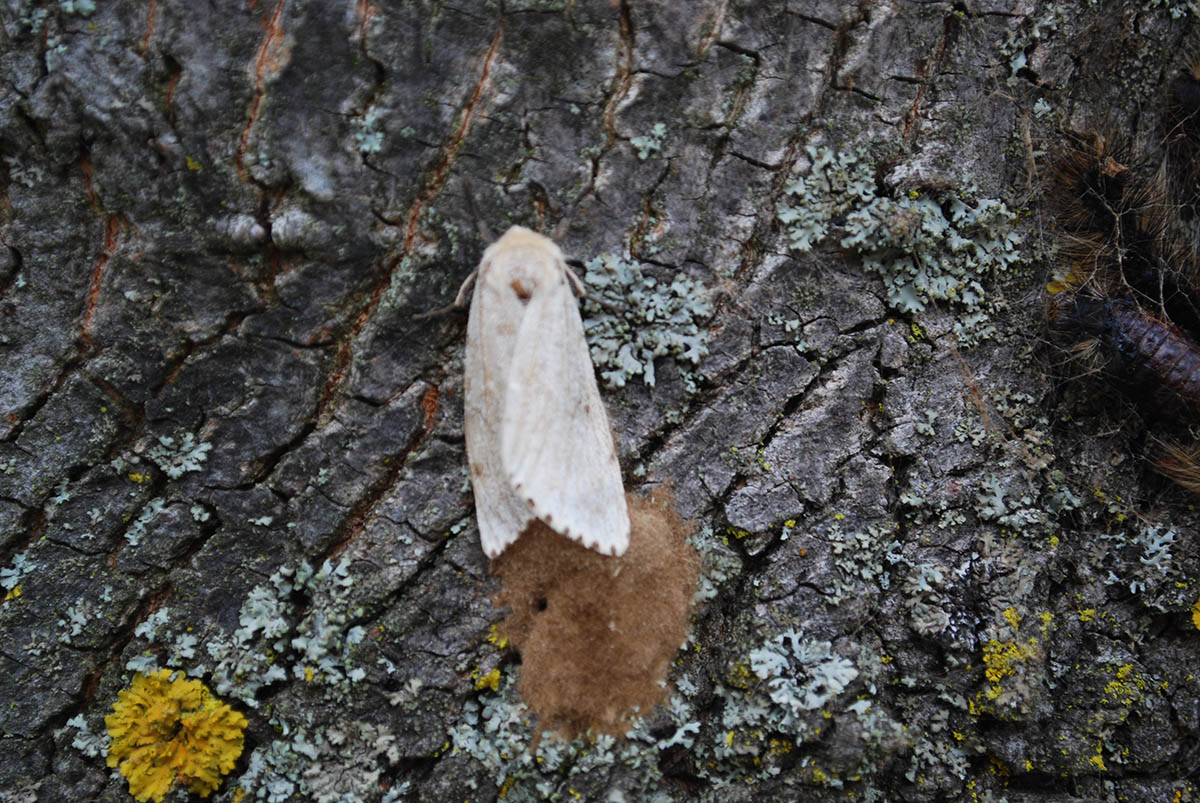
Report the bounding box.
[459,225,630,559]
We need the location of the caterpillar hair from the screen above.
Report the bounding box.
[1164,56,1200,222]
[1153,438,1200,496]
[1049,130,1200,335]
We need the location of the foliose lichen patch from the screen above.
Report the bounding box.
[582,254,712,389]
[777,146,1024,345]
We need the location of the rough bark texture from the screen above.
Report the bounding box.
[2,1,1200,801]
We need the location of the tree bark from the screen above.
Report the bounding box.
[2,1,1199,801]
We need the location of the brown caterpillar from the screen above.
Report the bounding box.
[1049,292,1200,422]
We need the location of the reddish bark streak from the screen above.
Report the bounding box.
[421,386,440,431]
[80,158,100,212]
[165,66,180,127]
[237,0,289,183]
[80,216,124,349]
[400,23,504,250]
[696,0,728,60]
[317,22,505,423]
[355,0,378,54]
[140,0,158,53]
[901,31,949,146]
[601,4,634,145]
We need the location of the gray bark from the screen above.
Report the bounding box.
[1,0,1198,801]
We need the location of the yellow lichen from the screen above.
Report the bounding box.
[105,669,247,802]
[767,738,794,756]
[1102,663,1147,706]
[982,638,1039,684]
[475,667,501,691]
[487,623,509,649]
[1192,597,1200,631]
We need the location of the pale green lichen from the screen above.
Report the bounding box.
[582,254,711,388]
[1094,521,1182,604]
[60,713,110,758]
[630,122,667,159]
[122,498,167,546]
[57,585,114,644]
[198,558,366,707]
[777,146,1023,345]
[827,520,903,604]
[1,549,31,597]
[354,106,386,155]
[1142,0,1199,19]
[59,0,96,15]
[446,675,684,800]
[690,523,742,603]
[746,630,859,718]
[104,558,367,722]
[235,718,403,803]
[996,8,1063,80]
[146,431,213,479]
[71,557,401,801]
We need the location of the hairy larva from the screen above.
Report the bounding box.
[462,226,630,559]
[1049,292,1200,420]
[1047,131,1200,319]
[1046,68,1200,497]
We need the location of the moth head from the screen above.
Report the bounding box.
[510,275,535,301]
[484,226,567,304]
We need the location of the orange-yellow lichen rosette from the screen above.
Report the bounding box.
[105,669,247,802]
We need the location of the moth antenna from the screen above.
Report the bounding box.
[563,259,623,313]
[412,269,477,320]
[562,262,588,298]
[551,216,571,242]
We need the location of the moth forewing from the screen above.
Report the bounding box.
[463,225,630,559]
[502,264,630,556]
[463,234,540,558]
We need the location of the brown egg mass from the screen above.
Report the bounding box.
[490,489,699,738]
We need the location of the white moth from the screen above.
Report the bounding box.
[461,225,630,559]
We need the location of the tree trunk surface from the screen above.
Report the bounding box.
[2,1,1199,801]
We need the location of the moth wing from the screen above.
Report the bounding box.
[501,266,630,556]
[464,259,539,559]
